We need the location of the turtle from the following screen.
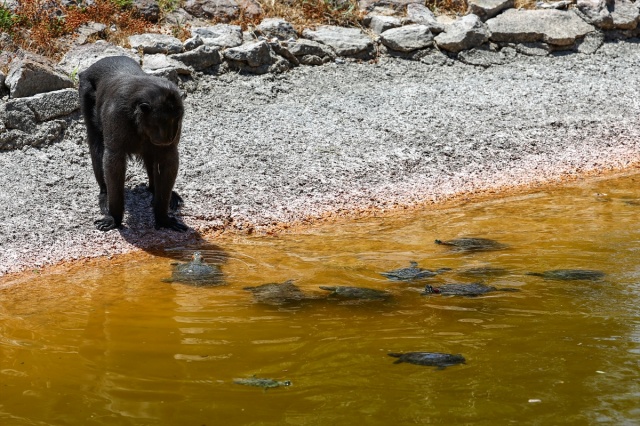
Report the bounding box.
[380,261,451,281]
[233,376,292,389]
[526,269,605,281]
[422,283,520,297]
[457,266,509,278]
[388,352,466,369]
[162,251,223,286]
[435,237,508,253]
[319,285,391,300]
[243,280,318,305]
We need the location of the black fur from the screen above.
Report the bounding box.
[79,56,187,232]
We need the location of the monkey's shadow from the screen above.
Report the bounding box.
[115,184,229,265]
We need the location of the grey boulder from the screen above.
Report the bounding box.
[486,9,596,46]
[302,25,375,59]
[380,24,434,52]
[434,14,490,53]
[192,24,243,48]
[129,33,184,54]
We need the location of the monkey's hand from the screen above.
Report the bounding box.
[155,215,188,232]
[94,216,120,231]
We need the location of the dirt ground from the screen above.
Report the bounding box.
[1,39,640,277]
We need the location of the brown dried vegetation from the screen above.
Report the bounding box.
[2,0,151,59]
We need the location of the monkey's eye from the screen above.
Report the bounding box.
[139,103,151,113]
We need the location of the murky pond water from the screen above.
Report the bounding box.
[2,173,640,425]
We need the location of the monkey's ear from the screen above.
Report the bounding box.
[139,102,151,113]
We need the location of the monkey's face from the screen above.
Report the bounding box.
[135,86,184,147]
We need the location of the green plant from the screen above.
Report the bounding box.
[0,2,16,32]
[111,0,133,8]
[70,64,80,85]
[158,0,181,14]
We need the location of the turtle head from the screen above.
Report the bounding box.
[192,251,203,263]
[423,285,440,294]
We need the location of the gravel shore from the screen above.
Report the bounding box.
[1,40,640,277]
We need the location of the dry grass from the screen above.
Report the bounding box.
[514,0,537,9]
[425,0,468,15]
[2,0,151,59]
[248,0,365,30]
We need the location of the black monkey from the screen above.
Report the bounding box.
[79,56,188,232]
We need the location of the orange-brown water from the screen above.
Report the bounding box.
[1,173,640,425]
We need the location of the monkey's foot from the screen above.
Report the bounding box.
[155,215,188,232]
[94,216,120,232]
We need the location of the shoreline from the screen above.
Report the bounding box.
[1,40,640,279]
[2,163,639,286]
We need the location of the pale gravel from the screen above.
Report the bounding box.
[1,40,640,276]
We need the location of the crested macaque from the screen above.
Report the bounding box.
[79,56,187,232]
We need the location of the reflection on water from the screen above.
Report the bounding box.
[2,173,640,425]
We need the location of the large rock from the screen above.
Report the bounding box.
[192,24,243,48]
[302,26,375,59]
[223,40,290,74]
[142,54,192,75]
[486,9,596,46]
[358,0,423,11]
[257,18,298,40]
[58,41,139,74]
[170,45,222,70]
[223,40,273,67]
[183,0,262,21]
[467,0,514,20]
[6,56,74,98]
[380,24,434,52]
[16,88,79,122]
[434,14,490,53]
[577,0,639,30]
[286,39,336,65]
[132,0,160,22]
[610,0,639,29]
[576,0,614,28]
[129,33,184,54]
[369,16,402,34]
[405,4,445,34]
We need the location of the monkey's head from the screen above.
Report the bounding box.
[133,80,184,147]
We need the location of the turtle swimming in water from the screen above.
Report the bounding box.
[233,376,292,389]
[244,280,318,305]
[162,251,223,286]
[380,261,451,281]
[457,266,509,278]
[319,285,391,300]
[526,269,605,281]
[388,352,466,369]
[435,237,508,253]
[422,283,519,297]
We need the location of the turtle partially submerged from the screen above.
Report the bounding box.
[162,251,223,286]
[319,285,391,300]
[233,376,292,389]
[422,283,519,297]
[244,280,317,305]
[526,269,605,281]
[435,237,508,253]
[380,261,451,281]
[388,352,466,369]
[458,266,509,278]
